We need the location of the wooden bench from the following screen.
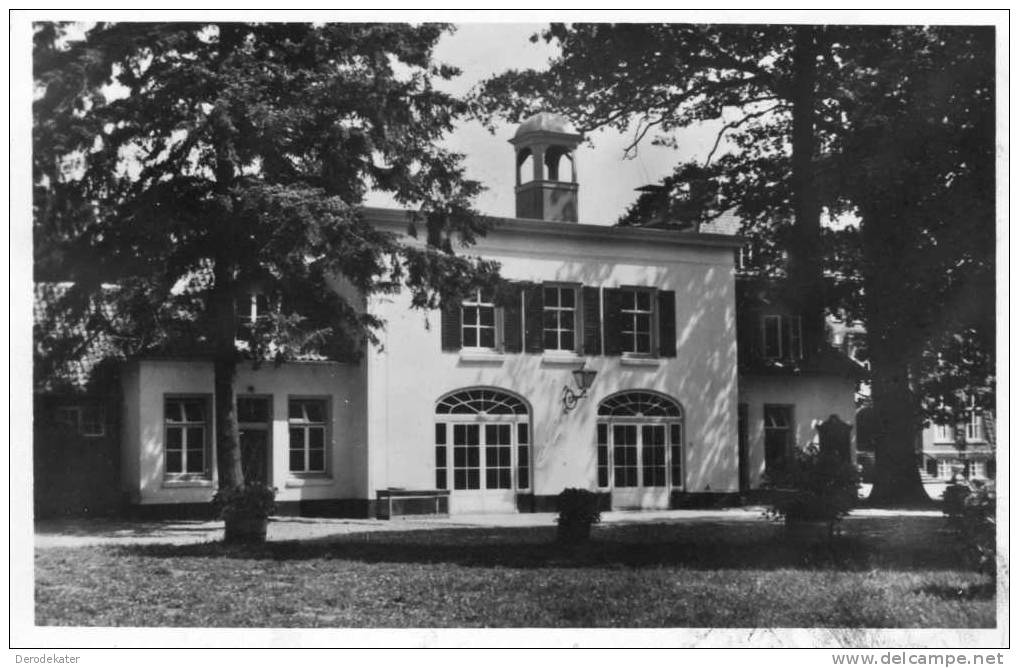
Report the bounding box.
[375,489,450,519]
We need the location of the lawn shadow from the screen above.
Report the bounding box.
[915,582,996,601]
[114,516,975,573]
[36,519,218,539]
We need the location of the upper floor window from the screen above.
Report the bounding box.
[933,423,954,442]
[236,293,270,325]
[461,289,498,350]
[440,283,676,359]
[736,245,755,272]
[543,285,578,352]
[762,314,803,361]
[965,411,984,442]
[55,404,105,438]
[621,288,655,355]
[164,397,210,479]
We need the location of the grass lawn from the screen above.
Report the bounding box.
[35,514,995,628]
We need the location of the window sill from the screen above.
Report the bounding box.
[162,478,214,489]
[458,350,505,364]
[620,356,661,367]
[541,352,584,365]
[285,476,334,488]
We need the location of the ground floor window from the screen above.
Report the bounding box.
[164,396,210,479]
[937,458,959,480]
[596,391,683,490]
[763,404,793,475]
[288,398,328,474]
[434,388,530,493]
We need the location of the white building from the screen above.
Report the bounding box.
[101,113,860,517]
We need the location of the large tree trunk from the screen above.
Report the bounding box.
[787,25,825,354]
[866,337,930,506]
[213,284,244,491]
[859,207,930,506]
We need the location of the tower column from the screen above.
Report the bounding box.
[531,144,546,183]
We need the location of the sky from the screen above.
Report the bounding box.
[365,23,725,226]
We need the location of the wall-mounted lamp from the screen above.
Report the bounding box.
[562,363,597,412]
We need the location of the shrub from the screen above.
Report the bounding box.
[556,488,601,544]
[943,479,996,578]
[212,483,278,521]
[764,445,860,539]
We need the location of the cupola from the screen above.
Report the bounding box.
[509,112,583,222]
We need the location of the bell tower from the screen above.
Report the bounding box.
[510,112,582,222]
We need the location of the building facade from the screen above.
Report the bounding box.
[36,113,862,517]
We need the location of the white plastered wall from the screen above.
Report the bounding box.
[739,374,857,489]
[121,359,367,505]
[366,230,740,500]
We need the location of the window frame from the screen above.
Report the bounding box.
[763,404,794,474]
[460,288,501,352]
[163,395,212,481]
[761,314,803,361]
[236,292,271,324]
[619,286,657,357]
[965,411,984,442]
[596,391,684,491]
[287,396,330,476]
[434,388,531,493]
[55,404,106,438]
[541,283,581,353]
[932,422,954,443]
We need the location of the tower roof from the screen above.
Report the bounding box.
[514,112,579,138]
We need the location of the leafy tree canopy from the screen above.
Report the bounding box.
[34,22,501,383]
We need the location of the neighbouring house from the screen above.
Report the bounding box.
[918,401,996,483]
[34,112,862,518]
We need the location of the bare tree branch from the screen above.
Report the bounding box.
[704,103,789,166]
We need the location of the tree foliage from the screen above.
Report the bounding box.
[33,22,501,505]
[34,22,500,371]
[476,23,996,504]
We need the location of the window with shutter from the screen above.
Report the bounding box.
[461,289,497,350]
[603,288,625,356]
[541,284,579,352]
[501,284,524,353]
[657,290,676,358]
[440,300,462,351]
[582,286,602,356]
[522,283,544,353]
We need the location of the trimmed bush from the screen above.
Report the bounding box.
[944,479,996,578]
[764,445,860,539]
[556,488,601,544]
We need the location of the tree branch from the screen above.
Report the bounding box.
[704,103,788,166]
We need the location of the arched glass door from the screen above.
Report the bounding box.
[597,391,683,509]
[435,388,531,513]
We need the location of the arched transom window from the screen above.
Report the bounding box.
[436,388,528,416]
[596,391,684,492]
[435,388,531,493]
[598,391,682,418]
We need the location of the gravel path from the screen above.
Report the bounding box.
[33,506,941,549]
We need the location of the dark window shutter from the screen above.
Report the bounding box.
[603,288,625,356]
[582,286,602,356]
[502,284,523,353]
[657,290,676,358]
[440,301,462,352]
[523,282,544,353]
